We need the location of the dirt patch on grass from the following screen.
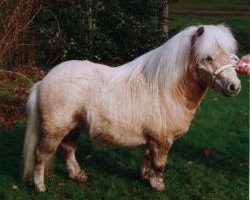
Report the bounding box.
[0,66,45,126]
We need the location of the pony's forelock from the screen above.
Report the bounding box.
[194,24,237,60]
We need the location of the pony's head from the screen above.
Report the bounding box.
[193,25,241,96]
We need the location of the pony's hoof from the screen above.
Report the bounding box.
[140,163,151,181]
[70,170,88,182]
[140,170,150,181]
[35,183,47,192]
[150,177,166,191]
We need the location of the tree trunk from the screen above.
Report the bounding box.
[160,0,169,38]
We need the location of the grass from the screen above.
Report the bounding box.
[170,0,250,11]
[148,10,250,53]
[167,1,250,54]
[0,74,248,200]
[170,15,250,54]
[168,15,250,53]
[170,15,250,31]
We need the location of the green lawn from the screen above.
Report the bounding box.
[167,0,250,54]
[0,74,248,200]
[170,0,250,11]
[147,13,250,54]
[168,15,250,53]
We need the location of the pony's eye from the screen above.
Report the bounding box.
[205,56,213,61]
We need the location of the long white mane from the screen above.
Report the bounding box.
[113,24,237,95]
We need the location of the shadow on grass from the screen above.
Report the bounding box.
[69,133,143,182]
[0,127,24,182]
[0,127,143,187]
[170,135,248,178]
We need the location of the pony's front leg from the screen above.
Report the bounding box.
[140,148,151,181]
[147,139,171,191]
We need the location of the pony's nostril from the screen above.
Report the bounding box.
[225,82,241,96]
[228,83,240,94]
[229,83,236,92]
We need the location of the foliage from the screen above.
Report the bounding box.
[31,0,165,68]
[0,0,35,66]
[1,0,249,69]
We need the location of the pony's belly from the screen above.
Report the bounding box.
[90,130,146,147]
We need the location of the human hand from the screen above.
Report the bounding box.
[235,54,250,75]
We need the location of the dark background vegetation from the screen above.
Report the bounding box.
[1,0,167,69]
[1,0,249,70]
[0,0,249,199]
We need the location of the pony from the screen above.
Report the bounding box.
[22,24,241,192]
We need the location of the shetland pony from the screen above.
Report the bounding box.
[23,24,241,192]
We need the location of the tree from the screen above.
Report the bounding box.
[160,0,169,38]
[159,0,178,38]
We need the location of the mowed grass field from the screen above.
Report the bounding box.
[169,15,250,53]
[170,0,250,11]
[0,4,249,200]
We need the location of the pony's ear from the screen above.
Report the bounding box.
[196,27,204,37]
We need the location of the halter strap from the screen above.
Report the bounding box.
[197,54,240,87]
[213,54,239,75]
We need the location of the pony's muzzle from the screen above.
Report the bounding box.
[228,82,241,94]
[222,80,241,96]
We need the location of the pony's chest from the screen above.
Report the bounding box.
[159,104,197,138]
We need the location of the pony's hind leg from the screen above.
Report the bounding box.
[60,128,88,182]
[34,131,64,192]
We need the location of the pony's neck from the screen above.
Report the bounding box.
[172,56,208,110]
[117,31,192,94]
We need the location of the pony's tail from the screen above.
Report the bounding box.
[22,81,41,182]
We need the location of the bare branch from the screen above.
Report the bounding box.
[0,69,34,84]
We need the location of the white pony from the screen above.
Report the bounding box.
[23,24,240,192]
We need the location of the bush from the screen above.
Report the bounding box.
[30,0,167,68]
